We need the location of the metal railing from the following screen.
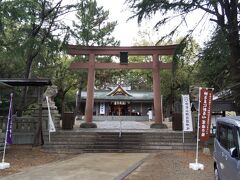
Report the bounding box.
[119,119,122,138]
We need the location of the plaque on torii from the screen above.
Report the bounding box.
[68,45,177,128]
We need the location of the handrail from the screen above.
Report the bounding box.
[119,119,122,138]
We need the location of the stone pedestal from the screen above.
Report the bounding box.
[31,107,61,131]
[150,123,168,129]
[80,122,97,128]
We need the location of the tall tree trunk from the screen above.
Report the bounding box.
[33,87,44,146]
[226,7,240,113]
[228,43,240,114]
[17,55,34,116]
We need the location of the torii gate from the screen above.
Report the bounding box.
[68,45,177,128]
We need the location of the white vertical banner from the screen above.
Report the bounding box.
[182,95,193,132]
[99,103,105,115]
[46,96,56,142]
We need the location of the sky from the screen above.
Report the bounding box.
[96,0,145,46]
[64,0,215,46]
[95,0,215,46]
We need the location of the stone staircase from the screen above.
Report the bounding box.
[43,130,197,153]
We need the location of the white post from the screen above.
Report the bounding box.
[0,128,10,169]
[182,122,185,144]
[0,93,13,169]
[181,96,185,146]
[195,108,200,164]
[119,119,122,138]
[195,87,202,164]
[2,121,9,163]
[189,87,204,170]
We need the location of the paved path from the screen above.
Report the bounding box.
[74,120,172,131]
[0,153,148,180]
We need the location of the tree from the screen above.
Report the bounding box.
[52,56,79,115]
[0,0,78,115]
[71,0,119,46]
[197,29,231,91]
[126,0,240,110]
[71,0,119,116]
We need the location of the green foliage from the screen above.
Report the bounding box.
[0,0,77,78]
[126,0,240,111]
[197,29,230,91]
[0,0,78,114]
[71,0,119,46]
[71,0,120,91]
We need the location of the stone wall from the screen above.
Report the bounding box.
[0,116,37,144]
[0,105,61,145]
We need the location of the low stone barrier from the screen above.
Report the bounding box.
[0,116,37,144]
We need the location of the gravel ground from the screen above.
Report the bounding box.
[124,150,214,180]
[0,145,75,177]
[0,145,214,180]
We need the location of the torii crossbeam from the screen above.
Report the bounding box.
[68,45,177,128]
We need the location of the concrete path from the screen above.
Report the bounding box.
[0,153,148,180]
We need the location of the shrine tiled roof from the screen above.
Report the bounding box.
[81,90,153,101]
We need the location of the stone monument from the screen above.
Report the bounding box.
[42,85,58,109]
[31,85,61,131]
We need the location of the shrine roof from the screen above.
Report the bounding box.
[81,90,153,101]
[0,79,51,86]
[106,85,132,97]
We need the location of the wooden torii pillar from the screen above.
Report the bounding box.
[68,45,177,128]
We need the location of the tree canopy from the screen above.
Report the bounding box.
[126,0,240,110]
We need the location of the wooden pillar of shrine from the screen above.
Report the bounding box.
[80,54,97,128]
[151,54,167,128]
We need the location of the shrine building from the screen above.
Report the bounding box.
[79,85,153,119]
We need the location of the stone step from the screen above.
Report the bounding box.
[43,143,195,149]
[45,132,194,138]
[43,144,196,153]
[45,138,194,144]
[44,141,195,146]
[46,138,195,144]
[43,131,196,153]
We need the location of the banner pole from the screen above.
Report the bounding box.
[195,109,200,164]
[189,88,204,170]
[2,126,8,163]
[0,93,13,169]
[181,95,185,149]
[195,87,202,164]
[46,96,50,142]
[2,93,13,162]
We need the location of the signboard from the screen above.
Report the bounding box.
[198,88,213,142]
[99,103,105,115]
[182,95,193,132]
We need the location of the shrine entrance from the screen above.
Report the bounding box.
[112,103,126,116]
[68,45,177,128]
